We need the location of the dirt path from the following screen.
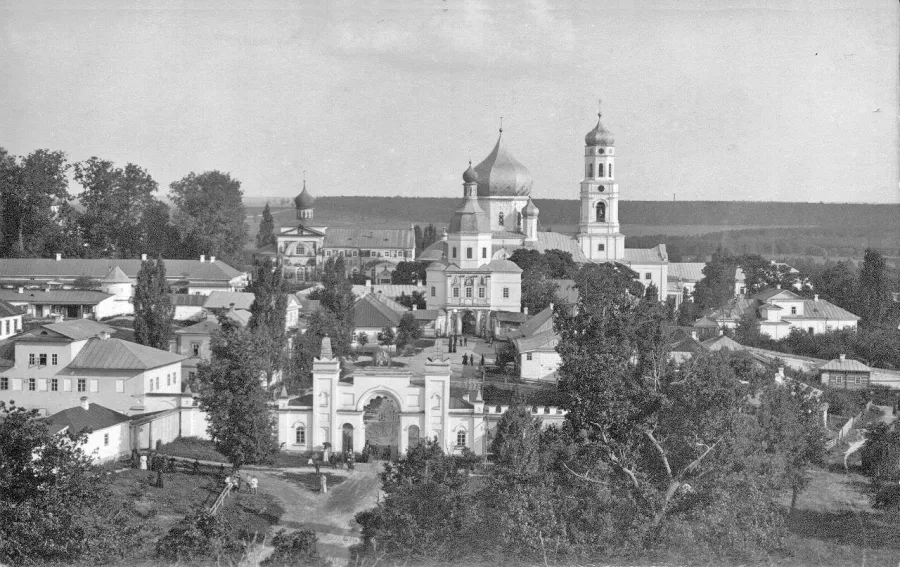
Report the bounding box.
[251,463,382,566]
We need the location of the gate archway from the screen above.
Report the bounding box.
[362,394,401,460]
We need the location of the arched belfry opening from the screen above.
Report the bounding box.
[596,201,606,223]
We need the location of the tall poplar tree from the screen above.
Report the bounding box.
[256,202,276,249]
[694,247,737,311]
[133,257,173,350]
[858,248,890,326]
[247,257,288,388]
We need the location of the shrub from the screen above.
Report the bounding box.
[262,529,330,566]
[156,510,236,561]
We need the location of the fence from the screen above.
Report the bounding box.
[824,401,873,450]
[208,484,232,516]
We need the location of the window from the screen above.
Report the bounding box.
[466,247,473,259]
[835,375,843,384]
[526,353,533,361]
[431,286,436,297]
[586,163,592,177]
[51,354,58,365]
[166,374,171,386]
[645,272,651,280]
[456,430,466,447]
[295,426,306,445]
[28,353,35,366]
[807,327,814,335]
[453,287,460,298]
[498,212,505,226]
[478,287,485,298]
[27,378,35,391]
[790,306,797,315]
[502,287,510,298]
[352,250,358,257]
[4,320,8,335]
[599,163,604,177]
[596,201,606,222]
[598,244,605,251]
[104,433,109,446]
[452,247,457,259]
[77,379,86,392]
[50,378,58,392]
[0,377,7,390]
[39,354,47,367]
[482,247,487,259]
[854,375,861,385]
[465,287,473,298]
[155,376,160,389]
[191,343,200,356]
[609,163,613,177]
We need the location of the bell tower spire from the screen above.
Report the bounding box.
[577,99,624,261]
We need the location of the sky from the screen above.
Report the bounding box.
[1,0,898,203]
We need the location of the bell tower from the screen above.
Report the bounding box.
[577,99,624,261]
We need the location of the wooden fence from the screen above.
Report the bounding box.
[208,484,232,515]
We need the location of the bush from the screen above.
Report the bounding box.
[262,529,330,566]
[157,510,237,561]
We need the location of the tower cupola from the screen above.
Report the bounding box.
[584,100,615,147]
[294,175,315,221]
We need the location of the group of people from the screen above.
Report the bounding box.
[460,353,484,367]
[308,450,356,474]
[224,472,258,494]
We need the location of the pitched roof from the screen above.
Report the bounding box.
[351,284,423,298]
[752,288,802,302]
[68,337,185,370]
[512,328,558,352]
[0,258,243,282]
[693,316,719,328]
[623,244,668,264]
[821,357,871,372]
[170,293,207,306]
[100,266,131,284]
[0,289,113,305]
[704,297,755,322]
[324,228,414,250]
[226,309,252,327]
[419,240,448,261]
[507,306,554,340]
[204,291,256,310]
[700,335,745,351]
[353,294,403,328]
[533,231,589,262]
[0,298,23,319]
[799,299,860,321]
[175,317,221,335]
[412,309,443,321]
[25,319,116,341]
[48,403,131,435]
[668,262,705,282]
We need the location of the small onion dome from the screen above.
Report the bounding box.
[522,197,539,216]
[462,161,478,183]
[294,183,315,209]
[585,117,614,147]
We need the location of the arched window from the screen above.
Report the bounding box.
[297,244,306,255]
[609,163,613,177]
[586,163,593,178]
[516,212,522,228]
[498,212,505,226]
[596,201,606,223]
[295,425,306,445]
[456,430,467,447]
[598,163,604,177]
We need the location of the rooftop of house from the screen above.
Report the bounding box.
[48,402,131,435]
[0,258,243,282]
[67,337,185,370]
[0,289,113,305]
[170,293,208,307]
[507,306,554,340]
[353,293,404,328]
[19,319,117,342]
[203,291,256,310]
[820,356,871,373]
[0,298,23,319]
[622,244,669,264]
[668,262,706,282]
[323,228,415,250]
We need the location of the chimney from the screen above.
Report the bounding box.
[778,366,785,377]
[80,396,89,411]
[814,294,819,301]
[54,314,64,323]
[462,392,470,402]
[839,354,846,361]
[17,287,23,294]
[98,331,110,341]
[691,330,698,341]
[411,305,417,311]
[523,306,529,315]
[718,328,724,336]
[200,255,206,263]
[141,253,147,261]
[549,302,554,310]
[365,279,371,288]
[55,253,61,261]
[210,255,216,263]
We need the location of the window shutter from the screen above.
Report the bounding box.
[116,380,125,393]
[38,379,47,391]
[63,379,71,392]
[90,379,99,393]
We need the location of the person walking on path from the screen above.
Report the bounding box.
[462,353,468,366]
[250,476,258,495]
[464,336,468,347]
[314,458,321,476]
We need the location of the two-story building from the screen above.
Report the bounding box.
[0,298,24,340]
[0,318,185,416]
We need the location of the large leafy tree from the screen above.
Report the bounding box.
[169,171,248,264]
[256,202,276,249]
[289,308,351,392]
[133,257,173,350]
[694,247,737,311]
[247,257,288,388]
[197,318,279,467]
[395,312,422,350]
[858,248,891,326]
[812,260,857,313]
[74,158,160,258]
[0,402,142,565]
[0,148,72,258]
[391,261,428,284]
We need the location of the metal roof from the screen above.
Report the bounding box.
[26,319,116,341]
[353,294,404,328]
[623,244,668,263]
[668,262,705,282]
[170,293,207,306]
[0,258,243,281]
[512,328,558,352]
[204,291,255,310]
[0,289,113,305]
[821,358,871,372]
[799,299,860,321]
[0,298,23,318]
[67,337,185,370]
[533,232,589,262]
[507,306,554,340]
[99,266,131,283]
[48,403,131,435]
[323,228,414,250]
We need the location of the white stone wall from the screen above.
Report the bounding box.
[519,350,561,381]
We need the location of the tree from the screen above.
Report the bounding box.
[0,402,142,565]
[414,223,439,255]
[734,310,762,346]
[256,202,276,249]
[197,318,279,467]
[395,312,423,350]
[391,261,428,285]
[675,288,699,326]
[543,249,577,279]
[0,149,72,258]
[858,249,891,327]
[396,291,427,310]
[378,326,396,347]
[861,421,900,488]
[520,269,559,314]
[169,171,248,263]
[289,309,353,393]
[694,247,737,311]
[247,257,288,388]
[812,261,857,313]
[71,275,100,290]
[356,331,369,346]
[74,158,160,258]
[133,257,173,350]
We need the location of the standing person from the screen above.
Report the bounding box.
[347,452,355,471]
[250,476,258,495]
[314,457,321,476]
[462,353,468,366]
[480,354,485,367]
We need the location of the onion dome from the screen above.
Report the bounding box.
[473,131,532,197]
[462,161,478,183]
[585,99,614,147]
[294,181,315,209]
[522,197,539,216]
[449,198,490,234]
